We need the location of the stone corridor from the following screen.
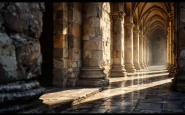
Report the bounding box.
[2,2,185,113]
[58,66,185,113]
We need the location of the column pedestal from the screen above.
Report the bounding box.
[111,65,127,77]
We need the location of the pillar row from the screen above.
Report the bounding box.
[110,11,127,77]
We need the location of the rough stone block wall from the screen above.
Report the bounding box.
[53,2,82,88]
[101,3,111,77]
[67,3,82,86]
[0,2,46,112]
[53,2,68,87]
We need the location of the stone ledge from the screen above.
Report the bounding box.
[39,87,104,112]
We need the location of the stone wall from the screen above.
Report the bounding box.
[101,2,111,77]
[67,3,82,86]
[53,2,68,87]
[53,2,82,87]
[0,2,46,112]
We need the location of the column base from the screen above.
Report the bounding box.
[80,67,106,79]
[140,63,145,69]
[110,65,127,77]
[168,64,173,72]
[76,78,109,87]
[143,62,147,68]
[77,67,109,87]
[166,63,170,69]
[134,63,141,70]
[169,65,176,77]
[125,63,136,73]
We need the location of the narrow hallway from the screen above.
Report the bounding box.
[60,66,184,113]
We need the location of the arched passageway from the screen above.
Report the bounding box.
[3,2,185,113]
[149,29,167,66]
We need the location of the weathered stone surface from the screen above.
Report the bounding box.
[0,33,18,83]
[0,2,49,113]
[1,3,44,38]
[53,2,82,87]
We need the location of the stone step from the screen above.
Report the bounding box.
[127,69,168,76]
[108,73,169,90]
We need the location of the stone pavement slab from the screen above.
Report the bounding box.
[39,87,102,112]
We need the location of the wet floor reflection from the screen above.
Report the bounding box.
[61,65,185,113]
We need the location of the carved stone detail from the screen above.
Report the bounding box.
[110,11,126,19]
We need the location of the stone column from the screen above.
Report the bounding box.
[133,27,141,70]
[77,2,109,87]
[0,3,54,113]
[110,11,127,77]
[169,11,176,77]
[168,24,172,71]
[139,32,145,69]
[143,35,147,68]
[166,27,170,69]
[124,16,136,73]
[146,39,149,67]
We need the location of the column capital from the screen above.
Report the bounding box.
[124,22,135,29]
[110,11,126,19]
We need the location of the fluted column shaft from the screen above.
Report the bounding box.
[110,11,127,77]
[133,28,141,70]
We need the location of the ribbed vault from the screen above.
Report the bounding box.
[133,2,171,37]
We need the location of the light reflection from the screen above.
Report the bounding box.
[110,72,168,82]
[79,78,172,105]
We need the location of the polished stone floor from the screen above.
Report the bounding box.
[60,65,185,113]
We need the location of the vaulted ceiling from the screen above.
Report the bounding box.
[132,2,173,38]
